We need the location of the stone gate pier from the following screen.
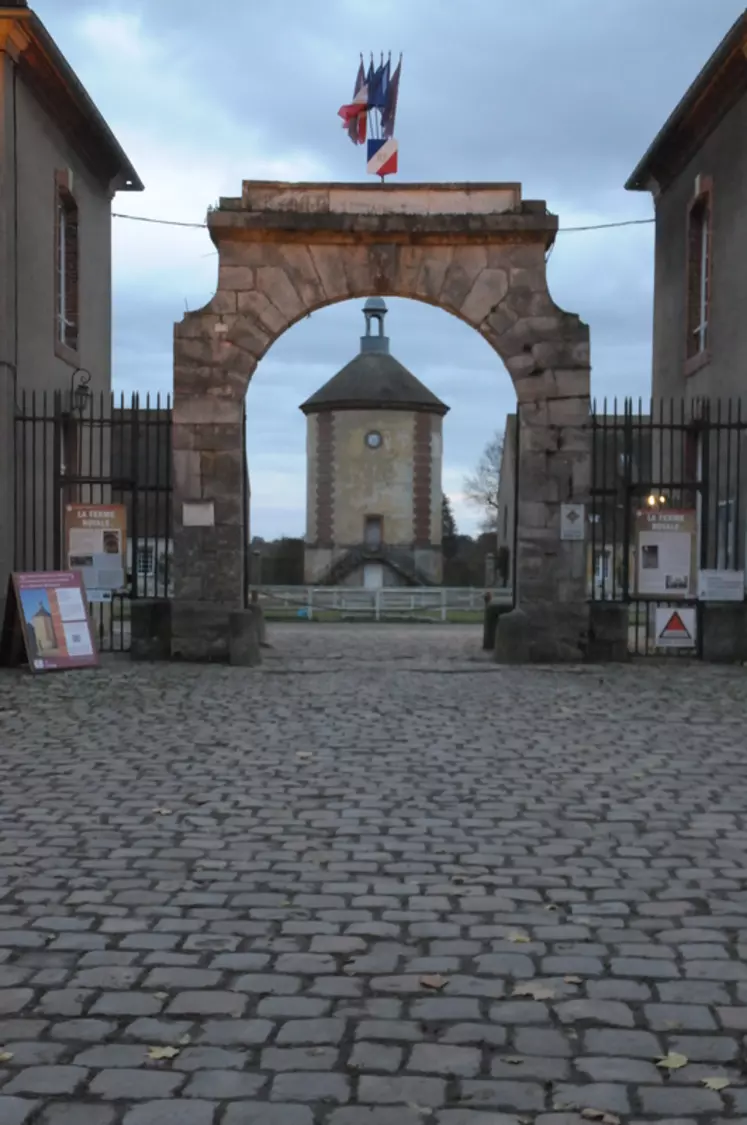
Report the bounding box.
[171,181,592,662]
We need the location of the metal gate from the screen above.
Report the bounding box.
[14,391,173,652]
[590,398,747,656]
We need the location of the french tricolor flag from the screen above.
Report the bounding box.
[367,137,398,178]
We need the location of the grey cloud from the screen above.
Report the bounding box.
[32,0,744,536]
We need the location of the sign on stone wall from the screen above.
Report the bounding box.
[561,503,585,541]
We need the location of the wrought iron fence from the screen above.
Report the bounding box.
[14,391,172,652]
[590,398,747,657]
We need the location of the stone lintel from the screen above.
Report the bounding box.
[208,209,558,249]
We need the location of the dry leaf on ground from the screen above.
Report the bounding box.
[508,933,531,944]
[656,1052,688,1070]
[581,1111,620,1125]
[151,807,172,816]
[512,982,556,1001]
[296,752,313,761]
[564,975,582,984]
[702,1077,730,1091]
[147,1045,180,1061]
[0,1052,13,1063]
[154,992,167,1001]
[420,974,448,991]
[501,1057,524,1065]
[179,1034,191,1046]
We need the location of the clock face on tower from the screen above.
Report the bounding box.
[365,430,383,449]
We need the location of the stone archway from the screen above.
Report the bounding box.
[172,181,591,662]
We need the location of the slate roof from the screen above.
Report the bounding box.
[300,300,449,416]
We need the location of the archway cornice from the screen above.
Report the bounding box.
[207,181,557,250]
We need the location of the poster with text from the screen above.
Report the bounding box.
[13,571,98,672]
[65,504,127,603]
[635,509,697,598]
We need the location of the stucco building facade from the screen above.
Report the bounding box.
[626,9,747,401]
[0,1,141,599]
[301,298,449,587]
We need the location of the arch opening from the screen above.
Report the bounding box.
[244,295,514,591]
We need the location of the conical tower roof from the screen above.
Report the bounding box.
[300,299,449,416]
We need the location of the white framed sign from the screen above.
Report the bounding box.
[182,501,215,528]
[655,606,697,649]
[697,570,745,602]
[561,503,585,541]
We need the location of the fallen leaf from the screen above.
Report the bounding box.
[544,903,560,912]
[151,807,172,816]
[179,1034,191,1046]
[147,1045,181,1061]
[296,752,313,761]
[564,975,582,984]
[0,1052,13,1063]
[420,974,448,991]
[656,1052,688,1071]
[154,992,167,1001]
[512,982,556,1001]
[581,1111,620,1125]
[501,1056,524,1065]
[508,933,531,944]
[702,1077,730,1091]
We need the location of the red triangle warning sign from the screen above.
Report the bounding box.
[659,610,691,640]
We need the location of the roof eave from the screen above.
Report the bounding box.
[300,400,449,417]
[4,7,143,191]
[624,10,747,194]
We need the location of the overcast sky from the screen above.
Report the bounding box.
[36,0,745,537]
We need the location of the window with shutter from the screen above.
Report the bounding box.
[686,188,712,360]
[56,186,79,354]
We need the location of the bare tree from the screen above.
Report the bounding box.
[463,430,503,532]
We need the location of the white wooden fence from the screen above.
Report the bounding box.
[255,586,513,621]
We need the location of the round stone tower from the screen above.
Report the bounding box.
[300,298,450,588]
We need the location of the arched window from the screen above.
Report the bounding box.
[686,180,712,362]
[55,173,79,355]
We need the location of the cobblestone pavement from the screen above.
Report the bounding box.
[2,623,747,1124]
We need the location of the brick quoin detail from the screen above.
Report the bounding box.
[316,413,335,547]
[413,414,432,548]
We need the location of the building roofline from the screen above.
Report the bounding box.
[300,398,449,418]
[0,4,143,191]
[625,9,747,192]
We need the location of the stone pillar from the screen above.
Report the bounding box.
[170,390,246,662]
[511,396,591,662]
[701,604,747,663]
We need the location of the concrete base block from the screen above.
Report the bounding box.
[587,602,629,662]
[701,603,747,663]
[171,602,231,663]
[494,607,531,664]
[229,608,262,667]
[249,594,270,647]
[130,599,172,661]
